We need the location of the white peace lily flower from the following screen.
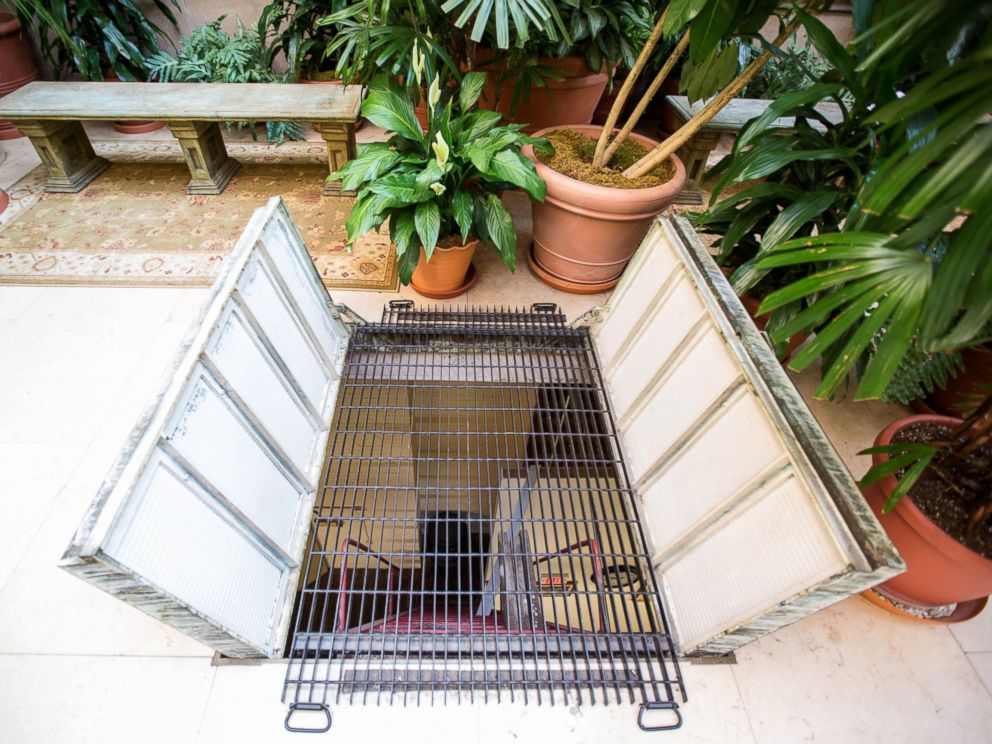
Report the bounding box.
[432,132,449,167]
[430,181,446,195]
[428,74,441,108]
[411,43,425,84]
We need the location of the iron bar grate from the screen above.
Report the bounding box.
[284,303,684,726]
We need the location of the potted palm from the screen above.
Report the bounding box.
[521,0,812,290]
[332,73,549,297]
[475,0,651,132]
[725,0,991,618]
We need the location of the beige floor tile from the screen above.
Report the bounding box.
[789,365,910,479]
[0,442,87,589]
[0,288,182,444]
[970,652,992,696]
[0,286,46,320]
[732,596,992,743]
[950,604,992,653]
[0,655,215,744]
[199,661,750,744]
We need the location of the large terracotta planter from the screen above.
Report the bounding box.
[863,414,992,608]
[410,238,478,298]
[522,124,686,290]
[0,12,38,140]
[480,56,608,133]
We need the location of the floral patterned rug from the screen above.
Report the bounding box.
[0,141,397,290]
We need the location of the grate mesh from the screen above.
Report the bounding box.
[284,303,684,723]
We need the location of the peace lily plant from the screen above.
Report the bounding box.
[332,73,550,294]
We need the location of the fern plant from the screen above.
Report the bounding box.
[147,17,304,144]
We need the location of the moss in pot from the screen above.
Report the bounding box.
[331,73,549,297]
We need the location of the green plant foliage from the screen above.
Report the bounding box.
[319,0,462,95]
[740,39,831,99]
[880,349,964,406]
[257,0,350,80]
[332,74,550,284]
[14,0,179,81]
[147,18,303,144]
[698,1,992,401]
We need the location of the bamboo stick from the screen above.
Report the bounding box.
[599,31,689,168]
[623,17,801,179]
[591,8,669,168]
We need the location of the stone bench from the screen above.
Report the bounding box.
[665,95,844,203]
[0,81,362,195]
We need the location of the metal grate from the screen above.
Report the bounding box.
[283,303,685,731]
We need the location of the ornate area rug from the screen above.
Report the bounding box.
[0,141,397,290]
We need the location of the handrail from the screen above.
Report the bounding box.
[336,538,399,633]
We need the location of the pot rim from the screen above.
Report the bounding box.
[0,11,20,35]
[425,236,481,255]
[522,124,686,206]
[872,413,992,570]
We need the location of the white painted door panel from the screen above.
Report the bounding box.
[591,216,903,656]
[61,197,349,658]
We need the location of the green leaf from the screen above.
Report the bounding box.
[689,0,734,64]
[736,83,844,151]
[389,207,418,260]
[345,195,383,243]
[414,200,441,259]
[459,71,488,111]
[333,144,403,191]
[452,191,474,244]
[367,171,433,208]
[362,75,424,142]
[483,193,516,270]
[487,149,546,200]
[664,0,708,36]
[760,190,840,251]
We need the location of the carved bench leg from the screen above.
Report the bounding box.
[168,120,239,195]
[316,121,357,196]
[675,130,722,206]
[17,120,110,193]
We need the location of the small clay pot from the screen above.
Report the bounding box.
[0,11,38,140]
[863,414,992,608]
[411,238,478,296]
[521,124,686,291]
[0,188,9,216]
[479,56,609,133]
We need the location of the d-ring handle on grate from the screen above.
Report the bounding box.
[638,702,682,732]
[389,299,414,310]
[530,302,558,313]
[285,702,332,733]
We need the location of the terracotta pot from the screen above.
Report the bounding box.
[411,238,478,295]
[863,414,992,607]
[592,84,620,126]
[479,56,608,133]
[103,74,166,134]
[300,77,365,131]
[414,100,429,133]
[0,188,9,216]
[522,124,686,290]
[0,12,38,140]
[924,345,992,418]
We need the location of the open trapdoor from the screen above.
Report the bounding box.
[283,303,685,729]
[60,199,903,737]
